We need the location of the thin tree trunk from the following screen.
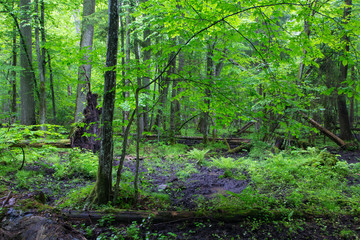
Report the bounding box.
[349,66,355,128]
[119,0,126,132]
[92,0,119,205]
[134,90,140,204]
[168,49,178,143]
[123,1,131,129]
[142,25,151,132]
[202,42,215,144]
[11,24,17,116]
[134,31,144,136]
[74,0,96,123]
[47,51,56,123]
[113,110,135,202]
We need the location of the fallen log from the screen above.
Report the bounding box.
[9,139,71,148]
[62,208,315,223]
[300,112,346,148]
[63,209,198,223]
[145,135,251,144]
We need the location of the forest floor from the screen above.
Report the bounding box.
[1,144,360,239]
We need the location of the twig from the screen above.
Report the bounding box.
[18,146,25,170]
[1,190,12,209]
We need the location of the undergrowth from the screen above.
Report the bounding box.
[209,147,360,216]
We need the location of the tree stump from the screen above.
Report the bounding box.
[70,92,101,153]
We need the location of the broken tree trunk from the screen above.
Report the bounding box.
[235,122,255,135]
[300,112,346,148]
[70,92,101,153]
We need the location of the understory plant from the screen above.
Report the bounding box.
[211,147,360,215]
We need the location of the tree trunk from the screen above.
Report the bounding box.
[134,31,144,136]
[34,0,46,129]
[201,42,215,144]
[74,0,96,123]
[142,25,151,132]
[300,112,346,147]
[337,0,353,141]
[170,38,183,138]
[11,24,17,116]
[123,1,131,130]
[19,0,36,125]
[118,0,126,133]
[47,51,56,123]
[349,66,355,128]
[92,0,119,205]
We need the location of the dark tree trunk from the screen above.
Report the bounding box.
[201,42,215,144]
[11,25,17,116]
[70,92,101,153]
[170,39,183,138]
[142,25,151,132]
[337,0,353,141]
[47,52,56,123]
[92,0,119,205]
[349,66,355,128]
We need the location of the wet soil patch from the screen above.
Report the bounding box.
[118,157,250,210]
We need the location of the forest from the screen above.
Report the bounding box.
[1,0,360,239]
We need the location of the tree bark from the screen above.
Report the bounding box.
[337,0,353,141]
[19,0,36,125]
[134,31,144,136]
[170,39,183,139]
[142,24,151,132]
[74,0,96,123]
[123,1,131,130]
[119,0,126,133]
[201,42,215,144]
[93,0,119,205]
[11,24,17,116]
[300,112,346,147]
[47,51,56,123]
[34,0,46,129]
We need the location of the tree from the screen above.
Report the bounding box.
[19,0,36,125]
[91,0,119,205]
[34,0,46,128]
[74,0,96,123]
[337,0,353,141]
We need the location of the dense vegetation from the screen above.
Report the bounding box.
[1,0,360,239]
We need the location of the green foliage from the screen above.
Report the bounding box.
[176,162,199,180]
[186,148,210,164]
[248,141,272,160]
[126,221,141,239]
[53,148,98,179]
[209,148,360,215]
[57,183,94,209]
[209,156,238,170]
[304,148,338,167]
